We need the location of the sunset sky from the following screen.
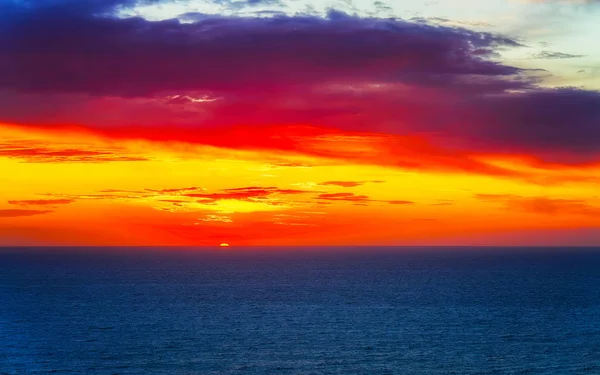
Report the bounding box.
[1,0,599,246]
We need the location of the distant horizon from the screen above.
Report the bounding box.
[3,245,600,252]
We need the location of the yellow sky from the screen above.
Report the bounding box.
[1,123,599,246]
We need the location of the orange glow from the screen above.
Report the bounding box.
[1,122,600,246]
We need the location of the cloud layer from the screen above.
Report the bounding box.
[0,0,599,167]
[0,139,148,163]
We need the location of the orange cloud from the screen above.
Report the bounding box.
[511,199,600,216]
[7,199,75,207]
[185,187,313,205]
[316,193,371,202]
[476,194,600,216]
[0,209,52,218]
[316,193,414,205]
[5,123,600,188]
[318,180,385,188]
[145,187,205,194]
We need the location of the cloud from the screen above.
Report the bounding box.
[38,184,415,213]
[0,209,52,218]
[8,199,75,207]
[42,185,320,212]
[511,198,600,216]
[0,0,599,168]
[316,192,414,205]
[457,88,600,161]
[0,5,521,97]
[316,193,371,202]
[475,194,520,201]
[270,162,313,168]
[42,187,202,203]
[387,200,415,205]
[318,180,384,188]
[0,140,148,163]
[531,51,585,59]
[11,121,600,184]
[200,214,233,223]
[145,187,205,194]
[475,194,600,216]
[410,16,492,28]
[185,186,311,204]
[95,125,530,177]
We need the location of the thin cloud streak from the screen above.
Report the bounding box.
[0,209,52,218]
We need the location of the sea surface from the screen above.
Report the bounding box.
[1,247,599,374]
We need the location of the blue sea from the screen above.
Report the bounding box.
[1,247,599,374]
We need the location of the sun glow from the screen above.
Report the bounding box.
[1,121,600,246]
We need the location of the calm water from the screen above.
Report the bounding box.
[1,247,599,374]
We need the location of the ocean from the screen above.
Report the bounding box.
[1,247,599,374]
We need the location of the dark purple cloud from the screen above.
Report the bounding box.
[457,88,600,161]
[0,0,599,165]
[0,1,523,97]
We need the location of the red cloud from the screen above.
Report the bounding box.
[0,141,147,163]
[90,125,524,178]
[8,199,75,207]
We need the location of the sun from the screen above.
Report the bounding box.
[219,243,230,247]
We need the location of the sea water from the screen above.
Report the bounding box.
[1,247,599,374]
